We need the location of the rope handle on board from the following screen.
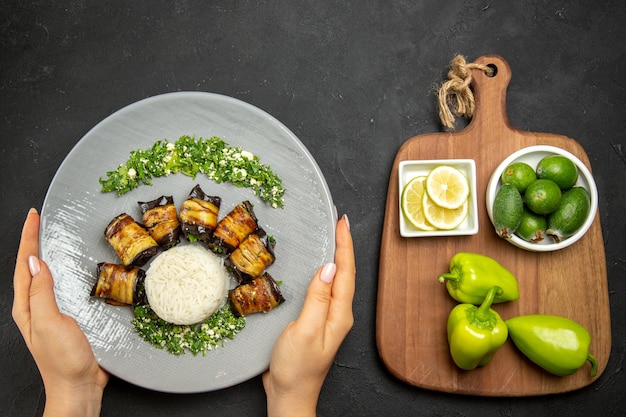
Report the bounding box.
[437,55,493,130]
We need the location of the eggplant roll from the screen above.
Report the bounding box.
[91,262,147,306]
[104,213,159,266]
[226,228,275,282]
[179,184,221,242]
[211,201,258,253]
[138,195,181,248]
[229,273,285,317]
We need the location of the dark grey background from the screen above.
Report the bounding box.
[2,1,625,416]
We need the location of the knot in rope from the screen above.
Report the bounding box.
[437,55,493,130]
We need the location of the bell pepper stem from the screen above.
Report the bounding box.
[474,286,501,321]
[588,354,598,377]
[437,273,504,297]
[437,272,459,284]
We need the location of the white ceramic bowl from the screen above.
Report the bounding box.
[486,145,598,252]
[399,159,478,237]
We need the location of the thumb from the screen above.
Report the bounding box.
[295,263,336,329]
[28,256,63,325]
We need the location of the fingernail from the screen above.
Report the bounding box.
[319,262,337,284]
[28,207,38,215]
[342,214,350,231]
[28,255,41,276]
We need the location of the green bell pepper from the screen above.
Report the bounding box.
[447,286,508,370]
[506,314,598,377]
[438,252,520,304]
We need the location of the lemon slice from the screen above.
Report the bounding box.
[425,165,470,209]
[401,176,437,231]
[422,191,468,230]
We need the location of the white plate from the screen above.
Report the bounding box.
[40,92,335,393]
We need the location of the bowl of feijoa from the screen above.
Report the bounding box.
[486,145,598,252]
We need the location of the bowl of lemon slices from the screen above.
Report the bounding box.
[399,159,478,237]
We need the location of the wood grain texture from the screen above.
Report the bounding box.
[376,55,610,396]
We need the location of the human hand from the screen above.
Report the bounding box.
[12,208,108,417]
[262,214,355,417]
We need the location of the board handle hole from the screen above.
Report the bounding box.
[486,63,498,77]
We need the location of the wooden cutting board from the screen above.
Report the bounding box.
[376,55,610,396]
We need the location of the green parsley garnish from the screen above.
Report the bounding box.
[99,135,285,208]
[132,305,247,356]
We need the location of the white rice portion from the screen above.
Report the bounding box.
[145,244,229,325]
